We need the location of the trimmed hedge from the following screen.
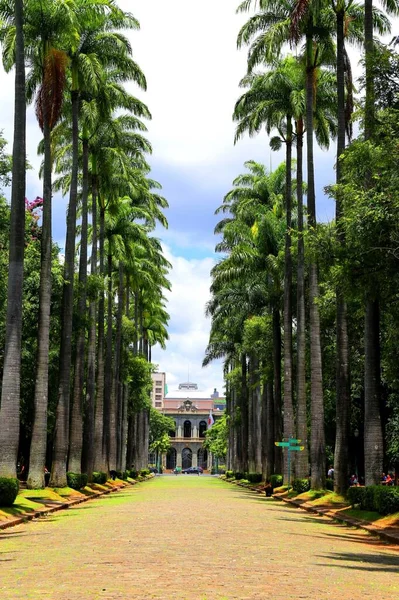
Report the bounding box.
[234,472,245,481]
[292,478,311,493]
[270,474,283,489]
[66,472,86,490]
[0,477,19,506]
[225,470,234,479]
[347,486,365,508]
[246,473,262,484]
[129,470,138,479]
[347,485,399,515]
[92,471,107,485]
[140,468,150,477]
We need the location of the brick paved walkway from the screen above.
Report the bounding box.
[1,476,398,599]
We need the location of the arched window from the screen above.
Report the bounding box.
[169,421,176,438]
[184,420,191,438]
[198,448,208,470]
[182,448,192,469]
[199,421,207,438]
[166,448,177,469]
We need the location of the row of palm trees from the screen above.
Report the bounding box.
[0,0,170,488]
[205,0,399,491]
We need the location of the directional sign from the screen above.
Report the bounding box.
[275,442,290,447]
[288,438,301,444]
[289,445,305,452]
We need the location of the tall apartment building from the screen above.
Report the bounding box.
[151,372,166,408]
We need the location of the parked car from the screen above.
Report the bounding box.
[182,466,203,475]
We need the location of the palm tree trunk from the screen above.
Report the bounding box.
[94,201,106,472]
[273,307,283,475]
[364,298,383,485]
[247,357,255,473]
[263,381,275,478]
[295,121,308,479]
[239,353,248,473]
[28,114,52,489]
[0,0,26,478]
[363,0,382,486]
[114,263,124,471]
[306,34,325,490]
[283,119,294,484]
[68,136,89,474]
[105,250,117,470]
[334,9,350,494]
[82,168,98,479]
[50,87,80,487]
[120,383,129,472]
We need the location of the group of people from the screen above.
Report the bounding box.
[381,472,395,486]
[328,465,397,487]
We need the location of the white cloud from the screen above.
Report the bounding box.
[151,245,224,396]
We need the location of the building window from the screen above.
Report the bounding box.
[155,387,162,394]
[156,380,162,386]
[199,421,207,438]
[155,402,162,407]
[184,420,191,438]
[155,394,162,401]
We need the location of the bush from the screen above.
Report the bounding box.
[140,468,150,477]
[80,473,88,488]
[347,486,366,508]
[362,485,381,512]
[270,474,283,489]
[225,470,234,479]
[377,487,399,515]
[234,471,245,481]
[129,470,138,479]
[0,477,19,506]
[122,471,129,480]
[67,472,85,490]
[92,471,107,485]
[292,478,311,493]
[246,473,262,484]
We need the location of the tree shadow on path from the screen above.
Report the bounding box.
[317,551,399,573]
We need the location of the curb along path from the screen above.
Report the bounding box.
[222,477,399,545]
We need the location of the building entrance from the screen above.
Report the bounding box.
[182,448,192,469]
[197,448,208,470]
[166,448,177,469]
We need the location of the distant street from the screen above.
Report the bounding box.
[1,477,398,599]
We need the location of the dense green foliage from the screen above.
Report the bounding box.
[92,471,107,485]
[66,472,88,490]
[292,478,311,494]
[0,477,19,506]
[347,485,399,516]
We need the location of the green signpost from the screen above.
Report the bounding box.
[274,437,304,486]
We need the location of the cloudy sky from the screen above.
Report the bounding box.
[0,0,388,395]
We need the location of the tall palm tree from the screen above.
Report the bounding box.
[19,0,72,489]
[361,0,399,484]
[0,0,26,478]
[51,1,147,486]
[208,161,286,474]
[234,59,298,481]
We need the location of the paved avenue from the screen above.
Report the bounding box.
[0,476,398,599]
